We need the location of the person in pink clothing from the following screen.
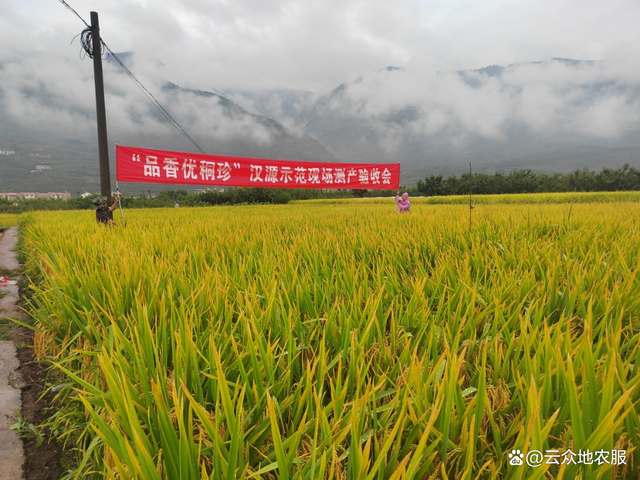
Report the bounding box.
[395,191,411,213]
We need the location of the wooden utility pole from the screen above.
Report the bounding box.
[90,11,112,203]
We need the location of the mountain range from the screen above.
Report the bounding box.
[1,55,639,193]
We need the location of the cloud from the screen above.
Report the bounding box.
[2,0,640,164]
[224,89,318,133]
[0,48,278,150]
[161,87,274,144]
[3,0,640,95]
[317,58,640,146]
[0,53,97,137]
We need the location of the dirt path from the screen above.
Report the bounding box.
[1,228,26,321]
[0,227,26,479]
[0,227,21,271]
[0,340,25,479]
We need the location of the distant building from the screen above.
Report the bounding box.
[46,192,71,200]
[0,192,71,201]
[0,149,15,155]
[80,192,121,198]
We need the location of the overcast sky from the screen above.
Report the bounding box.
[3,0,640,94]
[1,0,639,157]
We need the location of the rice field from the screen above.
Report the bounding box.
[20,199,640,479]
[295,191,640,205]
[0,213,20,228]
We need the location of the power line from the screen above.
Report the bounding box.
[101,42,206,154]
[58,0,206,155]
[59,0,89,28]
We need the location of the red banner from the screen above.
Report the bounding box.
[116,145,400,190]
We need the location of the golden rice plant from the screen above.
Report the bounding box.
[19,200,640,479]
